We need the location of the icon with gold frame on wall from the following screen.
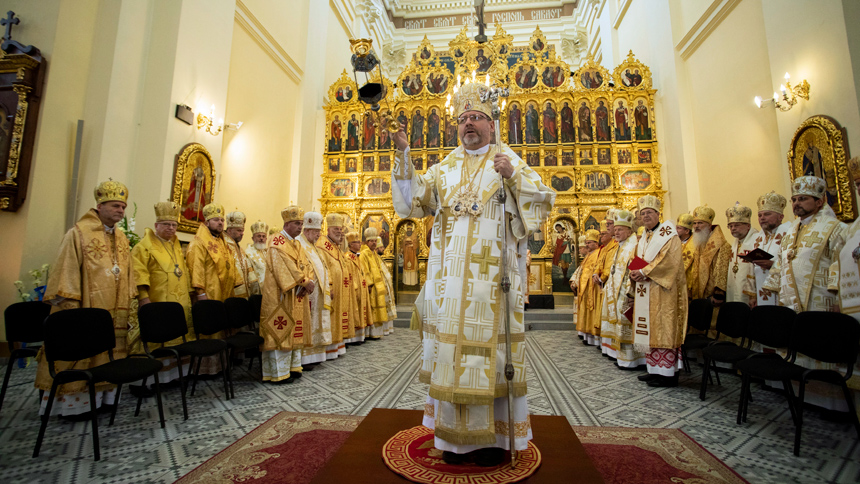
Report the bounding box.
[787,115,855,221]
[364,177,391,197]
[345,157,358,173]
[575,57,611,91]
[328,157,341,173]
[582,170,613,191]
[614,51,653,91]
[525,150,540,167]
[171,142,216,234]
[551,172,575,192]
[329,178,356,197]
[544,149,558,167]
[620,169,653,191]
[362,155,375,172]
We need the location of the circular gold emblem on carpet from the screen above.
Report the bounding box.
[382,425,541,484]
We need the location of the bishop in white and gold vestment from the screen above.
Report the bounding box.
[297,213,333,365]
[391,82,555,454]
[599,210,645,368]
[724,203,759,304]
[747,192,789,306]
[36,180,137,415]
[245,220,269,287]
[763,176,848,410]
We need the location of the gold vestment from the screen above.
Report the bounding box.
[260,233,313,351]
[316,237,350,343]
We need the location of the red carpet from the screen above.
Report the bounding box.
[175,411,748,484]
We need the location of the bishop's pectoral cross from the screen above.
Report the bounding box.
[473,245,499,275]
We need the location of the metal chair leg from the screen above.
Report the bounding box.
[713,360,722,386]
[782,380,798,426]
[109,384,122,426]
[190,356,202,397]
[220,352,230,400]
[175,355,188,421]
[699,357,710,401]
[134,376,146,417]
[88,381,101,461]
[33,382,59,457]
[152,372,165,429]
[737,374,748,425]
[839,381,860,439]
[0,354,17,414]
[794,380,806,456]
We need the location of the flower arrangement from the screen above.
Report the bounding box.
[14,263,50,302]
[118,202,141,248]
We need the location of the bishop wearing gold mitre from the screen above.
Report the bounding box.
[185,203,241,302]
[344,230,371,343]
[316,213,350,358]
[296,212,333,366]
[260,205,315,383]
[628,195,688,388]
[129,201,193,383]
[377,235,399,329]
[244,220,269,287]
[224,211,259,298]
[687,205,731,304]
[572,229,601,344]
[390,81,556,462]
[360,228,394,339]
[36,180,137,416]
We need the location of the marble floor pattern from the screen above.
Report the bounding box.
[0,330,858,483]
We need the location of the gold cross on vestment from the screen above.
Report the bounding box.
[801,230,824,248]
[473,245,500,275]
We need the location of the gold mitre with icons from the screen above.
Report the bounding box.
[599,220,608,232]
[605,208,618,222]
[848,157,860,180]
[692,204,715,224]
[326,213,346,228]
[615,209,635,228]
[281,205,304,222]
[345,231,360,243]
[726,202,752,224]
[250,220,269,235]
[364,227,378,239]
[154,201,180,222]
[585,229,600,243]
[792,176,827,199]
[226,211,246,229]
[577,235,586,247]
[637,194,661,213]
[202,203,225,221]
[676,213,693,230]
[757,191,786,214]
[94,180,129,204]
[304,211,323,230]
[450,81,492,119]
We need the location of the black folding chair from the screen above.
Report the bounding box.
[33,308,165,461]
[735,305,798,426]
[137,302,193,420]
[245,294,263,371]
[190,300,232,400]
[699,301,753,401]
[1,301,50,414]
[681,298,714,374]
[790,311,860,456]
[223,297,265,398]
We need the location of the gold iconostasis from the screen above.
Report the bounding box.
[320,25,664,295]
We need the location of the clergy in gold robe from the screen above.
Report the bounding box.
[725,203,759,305]
[316,213,350,358]
[245,220,269,287]
[36,180,137,416]
[298,212,333,365]
[391,82,556,461]
[763,176,848,411]
[225,211,260,298]
[344,230,371,343]
[628,195,688,387]
[378,235,398,327]
[129,201,193,384]
[600,210,646,368]
[260,206,315,383]
[569,235,590,329]
[688,205,731,304]
[360,228,393,339]
[572,229,601,344]
[834,159,860,412]
[677,213,695,283]
[185,203,241,302]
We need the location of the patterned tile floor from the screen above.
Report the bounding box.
[1,330,858,483]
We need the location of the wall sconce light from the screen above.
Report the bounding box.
[226,121,243,131]
[754,72,810,111]
[196,104,223,136]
